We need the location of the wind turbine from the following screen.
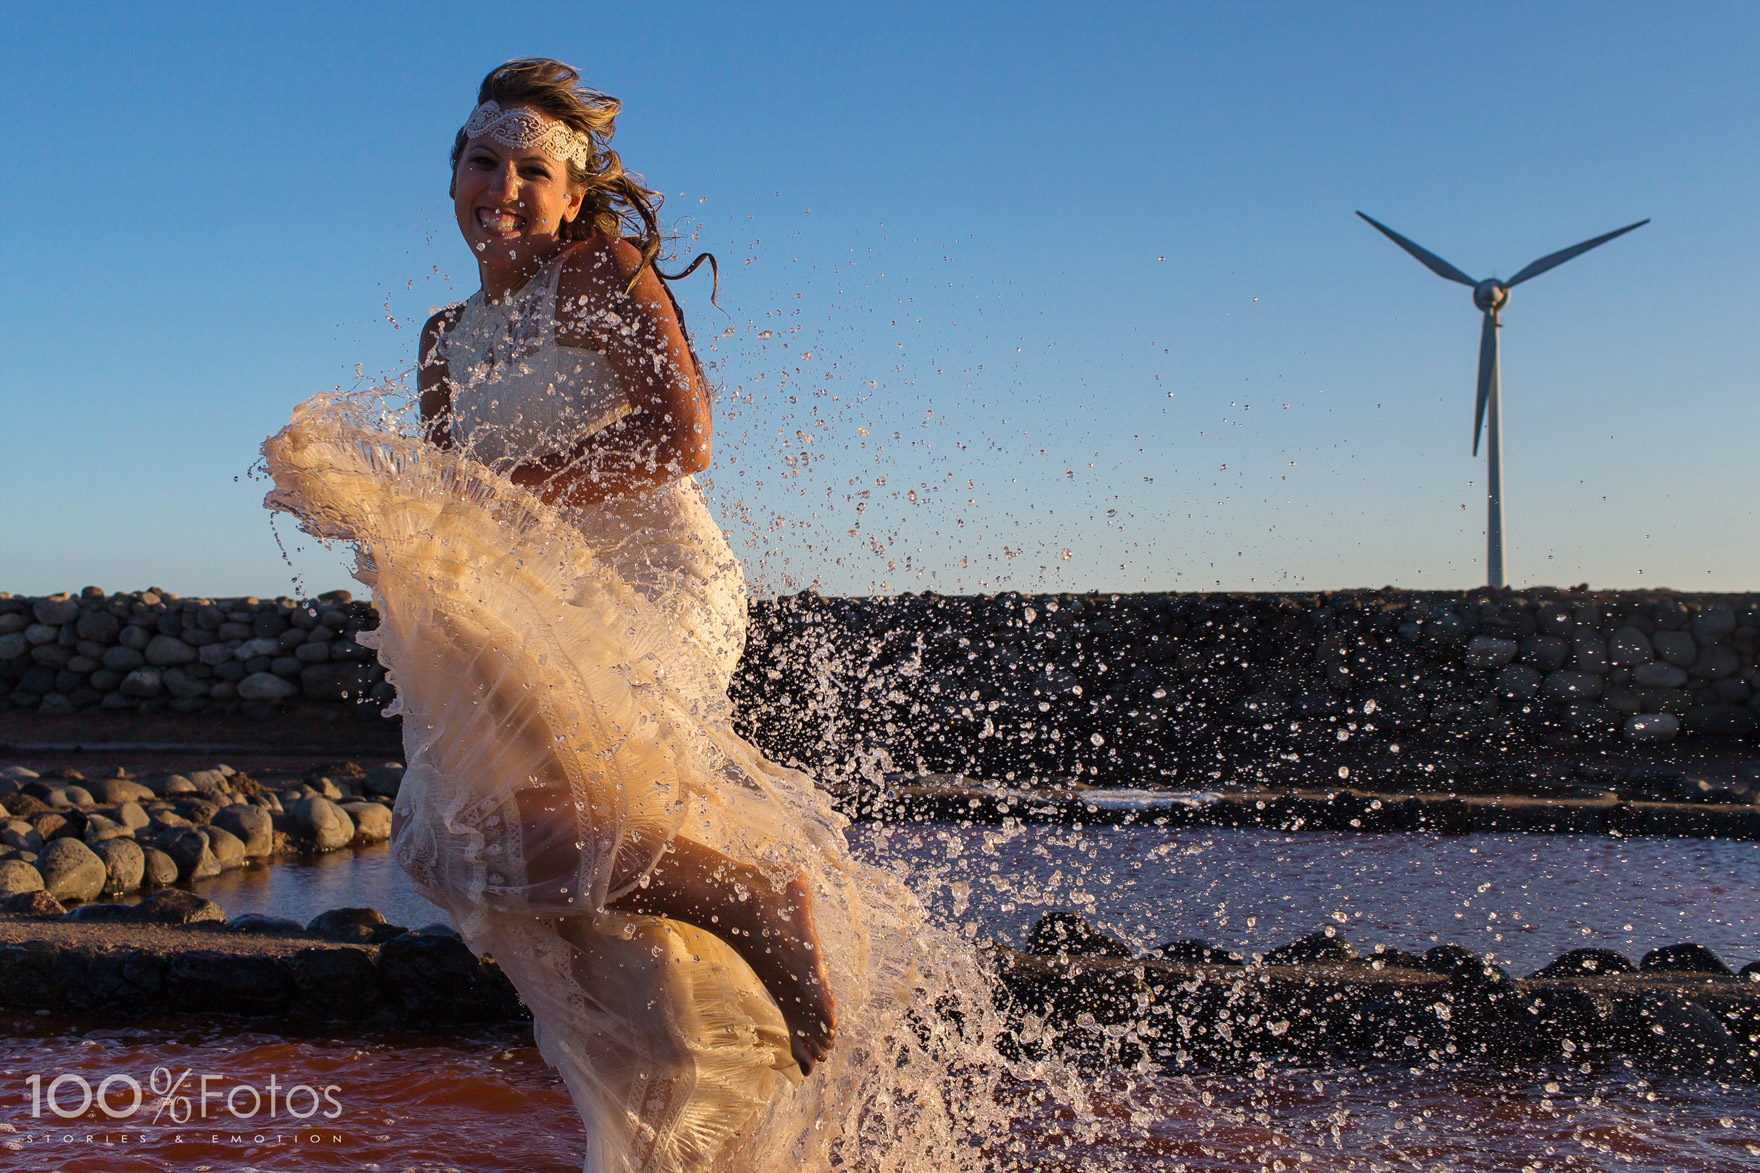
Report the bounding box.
[1357,211,1647,588]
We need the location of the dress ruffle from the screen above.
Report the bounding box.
[263,389,1016,1173]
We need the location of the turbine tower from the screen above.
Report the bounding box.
[1357,211,1647,588]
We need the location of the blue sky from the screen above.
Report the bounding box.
[2,2,1755,598]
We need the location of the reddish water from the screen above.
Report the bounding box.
[3,1016,1755,1172]
[11,824,1760,1170]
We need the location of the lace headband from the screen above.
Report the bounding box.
[461,100,592,170]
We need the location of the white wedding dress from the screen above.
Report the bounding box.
[261,247,1016,1173]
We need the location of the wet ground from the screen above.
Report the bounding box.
[2,1014,1755,1171]
[5,775,1758,1169]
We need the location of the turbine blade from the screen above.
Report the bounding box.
[1506,218,1649,287]
[1356,212,1477,286]
[1473,311,1497,457]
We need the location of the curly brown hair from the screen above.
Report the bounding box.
[451,58,672,286]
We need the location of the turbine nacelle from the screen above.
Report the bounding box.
[1472,279,1508,314]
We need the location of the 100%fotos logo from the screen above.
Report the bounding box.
[26,1067,343,1122]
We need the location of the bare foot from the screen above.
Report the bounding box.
[742,871,837,1075]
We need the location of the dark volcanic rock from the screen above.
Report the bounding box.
[1639,943,1734,976]
[308,907,405,944]
[55,946,166,1014]
[1610,991,1747,1075]
[1264,928,1357,965]
[378,931,523,1023]
[1421,944,1482,976]
[1353,989,1450,1060]
[1363,946,1429,971]
[1529,948,1637,980]
[131,889,225,925]
[1026,912,1133,958]
[1513,983,1610,1060]
[288,946,381,1017]
[1155,938,1244,966]
[167,950,292,1014]
[1,891,66,917]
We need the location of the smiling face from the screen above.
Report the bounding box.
[451,111,586,283]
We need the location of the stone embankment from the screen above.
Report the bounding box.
[0,763,402,905]
[0,588,388,719]
[1,901,1752,1081]
[993,912,1760,1080]
[732,588,1760,791]
[8,586,1760,796]
[0,899,518,1025]
[879,783,1760,840]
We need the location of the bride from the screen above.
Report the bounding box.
[265,57,1028,1173]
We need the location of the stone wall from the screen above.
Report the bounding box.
[727,588,1760,790]
[0,588,387,718]
[6,587,1760,789]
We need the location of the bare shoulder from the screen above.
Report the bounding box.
[418,304,463,385]
[420,304,464,347]
[557,239,673,348]
[561,236,645,282]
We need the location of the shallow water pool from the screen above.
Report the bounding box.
[187,824,1760,976]
[26,823,1757,1170]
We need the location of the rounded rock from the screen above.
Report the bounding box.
[132,888,226,924]
[237,671,299,702]
[0,858,44,896]
[1528,947,1636,979]
[1623,713,1679,743]
[1462,635,1519,669]
[1688,645,1741,680]
[140,846,179,887]
[1520,635,1570,672]
[75,610,121,644]
[342,801,392,844]
[199,824,247,869]
[37,837,108,903]
[32,596,80,626]
[1633,662,1688,689]
[1608,627,1654,667]
[1493,663,1543,699]
[144,635,197,667]
[1542,671,1604,702]
[118,667,163,698]
[91,837,145,895]
[234,637,282,661]
[100,645,146,672]
[1,820,43,854]
[288,796,356,852]
[211,803,274,857]
[158,827,222,882]
[90,778,156,805]
[1691,608,1736,646]
[362,763,406,798]
[1652,630,1697,667]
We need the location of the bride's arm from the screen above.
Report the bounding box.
[509,238,711,506]
[417,308,457,449]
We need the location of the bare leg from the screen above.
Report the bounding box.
[608,837,837,1075]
